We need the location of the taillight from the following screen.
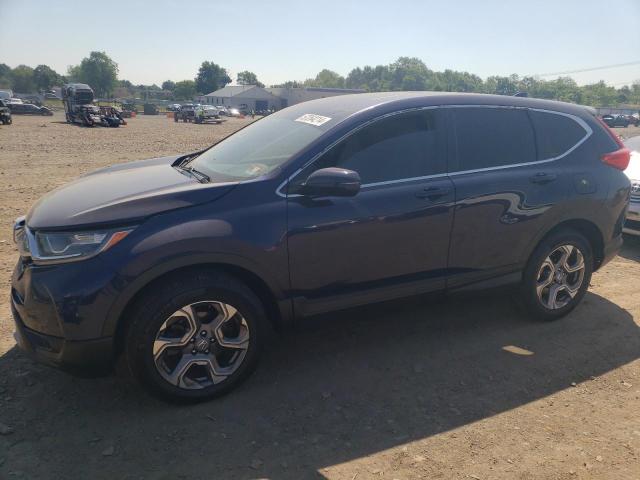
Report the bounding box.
[595,116,630,170]
[602,148,631,171]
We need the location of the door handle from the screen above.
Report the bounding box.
[529,172,557,184]
[415,186,450,200]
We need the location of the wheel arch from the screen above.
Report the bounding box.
[526,218,605,270]
[109,261,292,356]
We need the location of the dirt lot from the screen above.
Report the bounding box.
[0,113,639,480]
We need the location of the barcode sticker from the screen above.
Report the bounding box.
[295,114,332,126]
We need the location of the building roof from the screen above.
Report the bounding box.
[203,85,265,97]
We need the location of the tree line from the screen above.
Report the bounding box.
[1,52,639,107]
[0,52,250,101]
[274,57,640,107]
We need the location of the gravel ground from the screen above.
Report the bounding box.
[0,112,639,480]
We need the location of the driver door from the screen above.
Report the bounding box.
[285,108,455,317]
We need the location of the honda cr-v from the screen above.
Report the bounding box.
[11,92,631,401]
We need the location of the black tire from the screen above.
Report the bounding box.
[519,229,593,321]
[124,270,266,402]
[174,114,178,122]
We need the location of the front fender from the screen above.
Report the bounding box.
[101,251,289,337]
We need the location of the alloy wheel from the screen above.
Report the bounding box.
[536,244,586,310]
[153,301,250,389]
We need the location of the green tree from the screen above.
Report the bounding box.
[433,69,483,92]
[33,65,63,91]
[304,69,345,88]
[484,74,519,96]
[67,51,118,97]
[236,71,264,87]
[0,63,12,89]
[580,81,618,107]
[173,80,197,100]
[66,64,82,82]
[162,80,176,91]
[388,57,432,91]
[271,80,302,88]
[11,65,36,92]
[195,61,231,94]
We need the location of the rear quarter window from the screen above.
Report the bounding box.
[529,110,588,159]
[452,107,536,171]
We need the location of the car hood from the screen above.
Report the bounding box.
[27,155,237,230]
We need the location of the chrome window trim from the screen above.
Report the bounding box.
[276,105,593,197]
[276,106,440,197]
[446,106,592,177]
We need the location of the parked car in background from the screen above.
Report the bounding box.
[601,114,629,128]
[215,106,229,116]
[227,107,241,117]
[11,92,630,402]
[623,135,640,236]
[189,105,223,124]
[623,114,639,127]
[166,104,181,112]
[0,99,12,124]
[9,103,53,115]
[174,103,196,122]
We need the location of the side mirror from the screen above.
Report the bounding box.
[301,167,361,197]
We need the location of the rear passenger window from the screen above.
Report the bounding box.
[529,110,587,159]
[452,107,536,171]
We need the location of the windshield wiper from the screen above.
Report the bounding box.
[177,152,202,167]
[175,165,210,183]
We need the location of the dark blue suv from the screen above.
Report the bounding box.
[11,92,631,401]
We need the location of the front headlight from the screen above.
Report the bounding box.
[28,227,133,264]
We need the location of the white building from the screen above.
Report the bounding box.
[196,85,365,111]
[196,85,281,111]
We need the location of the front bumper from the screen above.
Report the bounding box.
[12,301,114,375]
[10,255,120,375]
[623,201,640,236]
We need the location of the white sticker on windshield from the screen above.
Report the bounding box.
[295,114,332,127]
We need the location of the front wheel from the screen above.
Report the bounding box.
[124,270,266,402]
[519,229,593,321]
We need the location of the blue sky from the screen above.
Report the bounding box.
[1,0,639,87]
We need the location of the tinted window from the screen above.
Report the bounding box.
[304,109,443,185]
[453,107,536,170]
[529,110,587,159]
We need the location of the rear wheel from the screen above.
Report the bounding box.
[519,229,593,321]
[124,270,266,402]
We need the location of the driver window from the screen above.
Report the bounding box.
[292,108,444,191]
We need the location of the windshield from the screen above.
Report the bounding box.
[188,111,330,180]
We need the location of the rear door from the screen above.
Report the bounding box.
[446,106,577,288]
